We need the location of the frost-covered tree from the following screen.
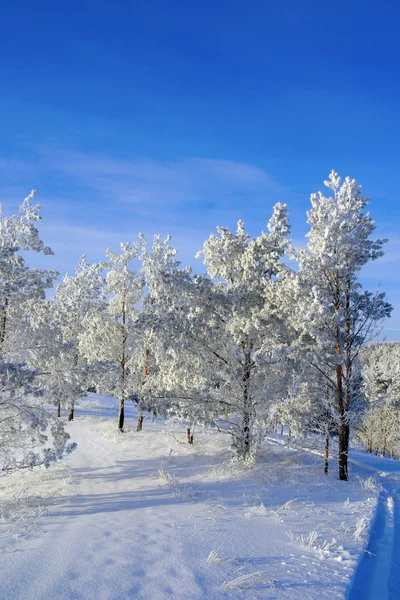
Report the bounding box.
[290,172,392,480]
[24,257,104,424]
[276,361,336,473]
[0,361,76,475]
[0,191,57,357]
[197,206,293,459]
[49,256,105,420]
[148,206,292,460]
[79,243,144,431]
[356,342,400,456]
[0,192,75,474]
[136,234,182,427]
[22,299,82,418]
[361,342,400,405]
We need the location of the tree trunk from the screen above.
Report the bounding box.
[336,363,348,481]
[381,427,387,456]
[68,407,74,421]
[333,274,349,482]
[186,426,194,444]
[118,398,125,431]
[57,399,61,418]
[339,281,352,481]
[241,345,252,459]
[242,410,251,457]
[136,412,144,432]
[324,421,329,475]
[137,347,151,433]
[119,297,127,432]
[0,297,8,352]
[338,420,349,481]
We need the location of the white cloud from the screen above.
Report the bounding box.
[46,151,289,209]
[0,147,397,337]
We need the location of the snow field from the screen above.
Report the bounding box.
[0,394,389,599]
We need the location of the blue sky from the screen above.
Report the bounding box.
[0,0,399,337]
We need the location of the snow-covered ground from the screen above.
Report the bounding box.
[0,393,399,599]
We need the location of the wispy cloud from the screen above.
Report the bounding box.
[1,148,293,267]
[46,151,289,212]
[0,147,398,338]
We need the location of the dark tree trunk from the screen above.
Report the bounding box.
[0,297,8,351]
[324,422,329,475]
[332,275,349,481]
[67,399,75,421]
[136,413,144,432]
[339,282,352,481]
[367,423,373,453]
[324,385,330,474]
[118,297,127,432]
[336,364,348,481]
[57,399,61,418]
[381,427,387,456]
[137,347,151,432]
[242,412,251,457]
[186,426,194,444]
[338,420,349,480]
[118,399,125,432]
[241,346,252,459]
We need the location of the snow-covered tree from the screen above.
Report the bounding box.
[24,257,103,423]
[289,172,392,479]
[136,234,182,427]
[0,192,75,474]
[0,361,76,475]
[79,243,144,431]
[49,256,105,420]
[356,342,400,456]
[146,206,293,460]
[0,191,57,358]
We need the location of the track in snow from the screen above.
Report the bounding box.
[349,475,400,600]
[267,436,400,600]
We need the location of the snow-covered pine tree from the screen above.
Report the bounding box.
[23,257,105,421]
[0,192,75,474]
[149,205,292,460]
[357,342,400,456]
[0,360,76,475]
[291,172,391,480]
[79,243,144,431]
[50,256,105,420]
[0,191,57,358]
[137,234,182,427]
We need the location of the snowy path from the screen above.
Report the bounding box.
[0,419,218,600]
[0,395,389,599]
[347,454,400,600]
